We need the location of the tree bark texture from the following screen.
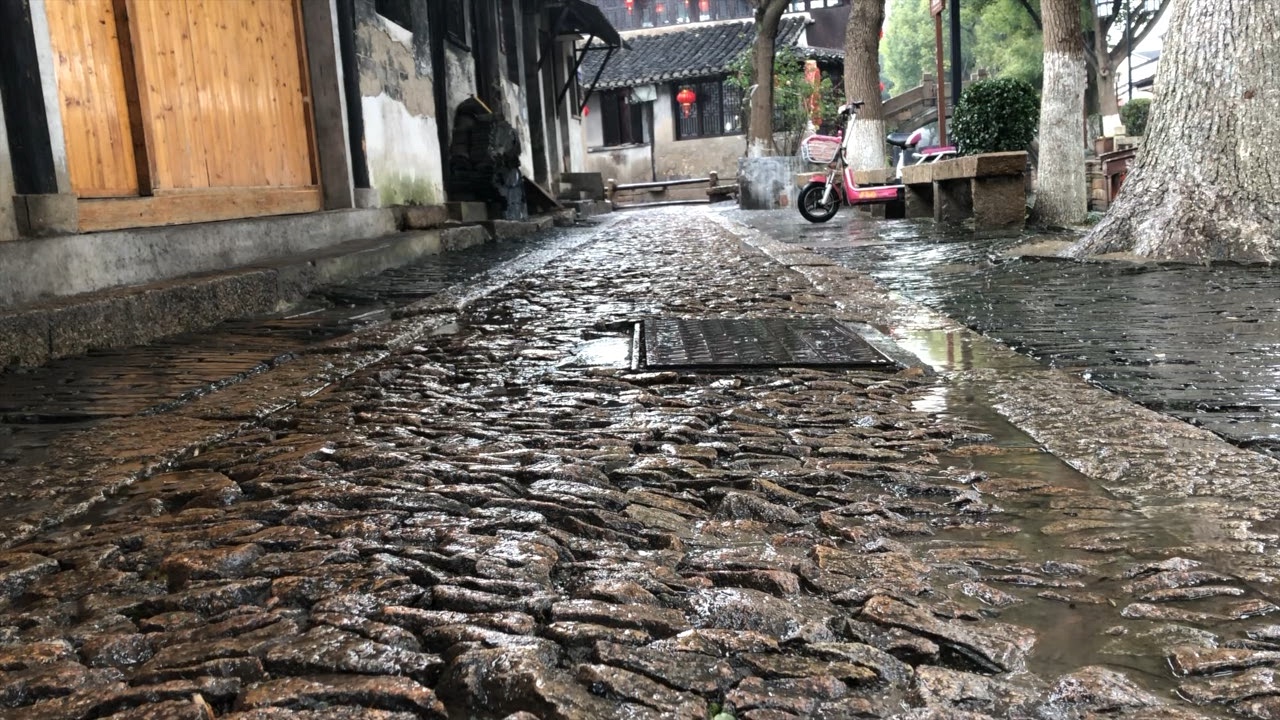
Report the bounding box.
[844,0,887,170]
[1034,0,1088,226]
[1066,0,1280,262]
[1092,13,1121,117]
[748,0,788,157]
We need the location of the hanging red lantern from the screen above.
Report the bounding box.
[625,0,634,12]
[699,0,710,11]
[676,87,696,118]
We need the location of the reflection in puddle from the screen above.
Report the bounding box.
[565,336,633,368]
[894,327,1039,373]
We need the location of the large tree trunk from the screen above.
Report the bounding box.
[1034,0,1088,226]
[1092,13,1121,117]
[843,0,887,170]
[1065,0,1280,262]
[748,0,788,158]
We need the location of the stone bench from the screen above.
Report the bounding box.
[900,151,1027,231]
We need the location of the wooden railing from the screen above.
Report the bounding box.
[606,172,737,209]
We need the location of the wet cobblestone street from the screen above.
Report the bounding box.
[732,210,1280,457]
[5,208,1280,719]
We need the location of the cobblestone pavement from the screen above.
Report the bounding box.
[0,222,610,468]
[5,209,1280,719]
[727,210,1280,457]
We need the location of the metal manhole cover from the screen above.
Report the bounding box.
[642,317,896,370]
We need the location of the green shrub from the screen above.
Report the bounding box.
[949,77,1039,155]
[1121,98,1152,136]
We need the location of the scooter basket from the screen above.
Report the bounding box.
[800,135,842,165]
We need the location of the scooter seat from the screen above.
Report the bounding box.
[885,132,916,149]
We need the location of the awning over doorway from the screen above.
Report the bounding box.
[549,0,625,49]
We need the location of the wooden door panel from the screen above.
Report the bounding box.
[45,0,139,197]
[128,0,314,191]
[127,0,209,190]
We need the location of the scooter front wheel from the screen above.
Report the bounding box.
[798,182,839,223]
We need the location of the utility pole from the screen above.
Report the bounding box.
[931,0,947,144]
[1125,0,1134,101]
[949,0,962,110]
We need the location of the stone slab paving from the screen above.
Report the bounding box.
[727,209,1280,457]
[6,209,1280,719]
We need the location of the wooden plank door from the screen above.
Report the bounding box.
[127,0,317,192]
[45,0,143,198]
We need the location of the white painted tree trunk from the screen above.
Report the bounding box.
[1034,0,1088,227]
[844,0,887,170]
[1036,51,1088,225]
[846,118,887,171]
[1066,0,1280,262]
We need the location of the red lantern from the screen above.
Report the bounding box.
[676,87,696,118]
[625,0,633,12]
[699,0,710,11]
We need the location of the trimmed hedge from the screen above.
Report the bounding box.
[1121,98,1152,136]
[950,78,1040,156]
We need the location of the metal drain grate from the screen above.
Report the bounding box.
[642,317,896,370]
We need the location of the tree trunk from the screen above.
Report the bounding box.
[1034,0,1088,226]
[844,0,887,170]
[748,0,788,158]
[1092,14,1121,116]
[1065,0,1280,262]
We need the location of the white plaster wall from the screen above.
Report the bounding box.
[585,145,650,185]
[444,46,478,121]
[362,94,445,206]
[584,94,605,147]
[501,78,535,179]
[0,87,18,241]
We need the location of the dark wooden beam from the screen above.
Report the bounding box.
[0,0,58,195]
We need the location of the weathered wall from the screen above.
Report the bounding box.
[585,145,651,185]
[353,0,444,206]
[584,84,744,185]
[443,46,477,124]
[653,86,744,180]
[0,88,18,242]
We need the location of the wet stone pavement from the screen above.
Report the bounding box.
[3,209,1280,719]
[0,225,598,468]
[729,209,1280,457]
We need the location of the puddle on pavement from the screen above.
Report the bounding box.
[899,343,1256,713]
[564,336,633,368]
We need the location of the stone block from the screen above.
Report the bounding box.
[485,220,539,240]
[446,202,488,223]
[399,205,451,229]
[853,168,897,185]
[15,194,77,237]
[559,173,606,201]
[738,157,805,210]
[971,176,1026,232]
[441,225,490,251]
[904,184,933,219]
[934,180,972,223]
[0,309,51,367]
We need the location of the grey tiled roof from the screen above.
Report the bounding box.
[581,16,809,90]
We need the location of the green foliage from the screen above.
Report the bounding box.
[882,0,1041,95]
[1120,98,1152,135]
[970,0,1043,87]
[727,46,844,155]
[950,77,1039,155]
